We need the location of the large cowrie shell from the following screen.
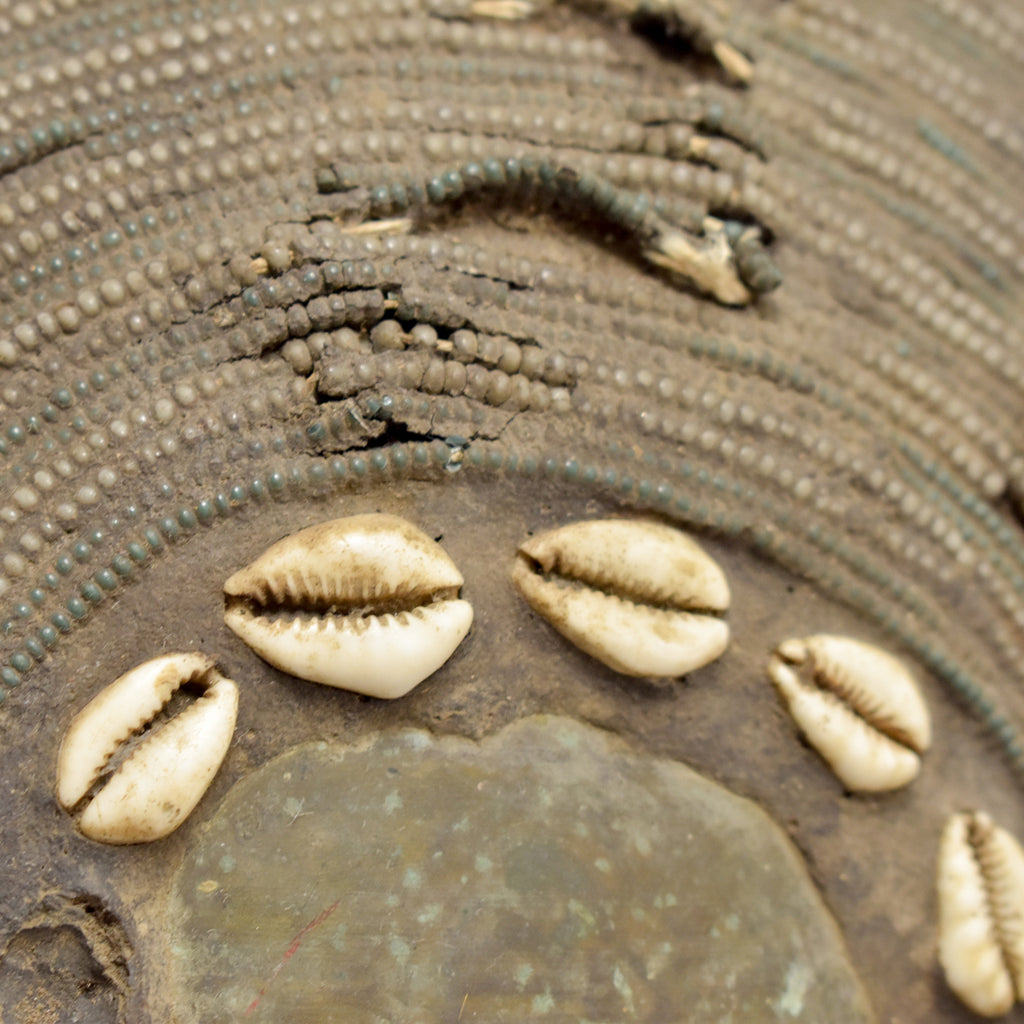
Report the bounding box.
[512,519,730,678]
[223,513,472,699]
[937,811,1024,1018]
[768,634,931,792]
[56,653,238,845]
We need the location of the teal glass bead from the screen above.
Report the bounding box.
[95,569,118,591]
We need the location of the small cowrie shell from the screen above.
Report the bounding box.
[768,635,931,792]
[937,811,1024,1018]
[223,513,472,699]
[512,519,730,678]
[56,653,238,845]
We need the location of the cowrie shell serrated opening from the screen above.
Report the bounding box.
[223,513,472,698]
[938,811,1024,1018]
[768,634,930,792]
[511,518,730,678]
[56,652,238,845]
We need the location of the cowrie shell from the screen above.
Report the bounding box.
[768,634,931,792]
[223,513,472,699]
[56,653,238,845]
[512,519,730,678]
[937,811,1024,1018]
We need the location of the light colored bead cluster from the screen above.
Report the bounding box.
[0,0,1022,793]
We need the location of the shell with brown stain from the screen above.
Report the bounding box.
[57,652,238,844]
[512,518,730,678]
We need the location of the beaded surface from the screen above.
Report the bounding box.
[0,0,1023,1020]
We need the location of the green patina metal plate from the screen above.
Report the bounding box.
[169,716,873,1023]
